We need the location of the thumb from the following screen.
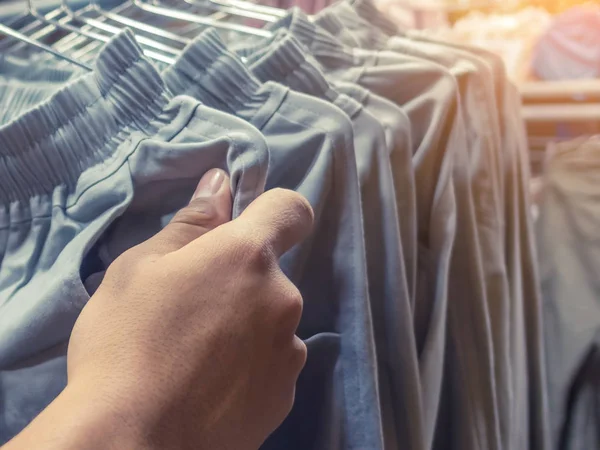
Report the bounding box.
[142,169,232,255]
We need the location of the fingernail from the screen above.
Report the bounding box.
[193,169,226,199]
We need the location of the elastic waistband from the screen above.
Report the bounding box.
[314,9,361,47]
[248,31,365,118]
[249,31,331,96]
[0,30,170,204]
[349,0,399,36]
[163,29,267,116]
[267,8,353,65]
[326,3,389,49]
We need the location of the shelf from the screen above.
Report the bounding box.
[520,80,600,101]
[522,104,600,122]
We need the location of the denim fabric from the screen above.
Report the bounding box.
[241,9,460,448]
[537,136,600,450]
[163,28,383,450]
[0,30,269,444]
[247,31,425,450]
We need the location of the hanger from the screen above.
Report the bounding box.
[48,0,270,55]
[51,0,191,57]
[211,0,286,18]
[50,3,136,55]
[0,22,92,70]
[24,0,177,64]
[129,0,272,37]
[20,0,183,60]
[59,0,183,56]
[13,2,117,52]
[0,3,68,53]
[86,0,191,47]
[183,0,279,23]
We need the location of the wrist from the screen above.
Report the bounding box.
[3,380,152,450]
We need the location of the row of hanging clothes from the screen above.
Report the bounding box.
[0,1,551,449]
[535,136,600,450]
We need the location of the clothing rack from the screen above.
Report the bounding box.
[0,1,579,449]
[520,80,600,174]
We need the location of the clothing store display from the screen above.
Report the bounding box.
[0,1,559,449]
[537,135,600,450]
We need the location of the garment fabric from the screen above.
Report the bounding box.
[162,28,382,450]
[536,136,600,450]
[321,4,550,449]
[557,341,600,450]
[347,0,400,36]
[385,35,510,450]
[249,29,418,311]
[330,80,417,305]
[0,30,270,444]
[247,30,424,450]
[401,33,550,450]
[317,10,507,448]
[238,9,460,449]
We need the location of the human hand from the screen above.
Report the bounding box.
[4,169,313,450]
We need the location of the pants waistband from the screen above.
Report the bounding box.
[0,30,171,204]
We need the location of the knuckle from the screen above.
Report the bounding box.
[238,234,274,270]
[275,282,303,329]
[281,285,303,320]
